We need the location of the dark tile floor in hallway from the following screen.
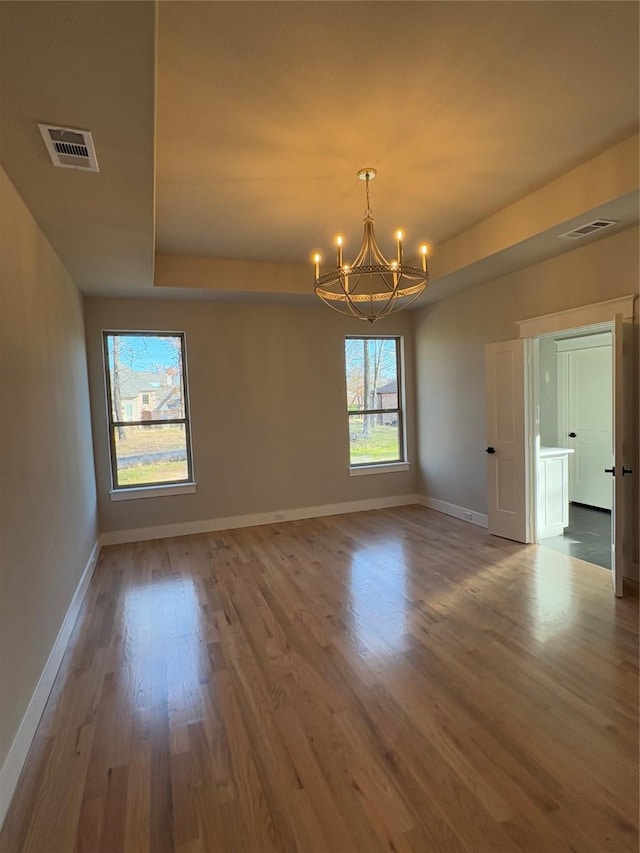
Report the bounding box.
[540,502,612,569]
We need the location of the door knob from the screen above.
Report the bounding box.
[568,432,577,438]
[485,447,496,454]
[622,467,633,476]
[604,467,615,476]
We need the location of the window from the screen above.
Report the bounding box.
[103,332,194,490]
[344,336,405,467]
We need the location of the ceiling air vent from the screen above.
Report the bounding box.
[38,123,99,172]
[558,219,617,240]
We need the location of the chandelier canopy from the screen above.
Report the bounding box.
[312,168,429,323]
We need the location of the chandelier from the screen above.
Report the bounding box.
[312,168,429,323]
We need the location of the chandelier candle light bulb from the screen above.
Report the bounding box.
[312,168,430,322]
[390,259,399,290]
[419,243,429,273]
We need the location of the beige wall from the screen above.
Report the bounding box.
[414,226,639,569]
[84,299,418,534]
[0,168,98,769]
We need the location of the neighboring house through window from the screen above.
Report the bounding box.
[344,336,405,467]
[103,331,194,489]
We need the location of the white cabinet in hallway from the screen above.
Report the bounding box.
[537,446,574,538]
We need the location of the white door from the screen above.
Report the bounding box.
[485,339,528,542]
[611,314,625,597]
[565,344,612,509]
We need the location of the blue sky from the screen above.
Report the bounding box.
[107,334,181,373]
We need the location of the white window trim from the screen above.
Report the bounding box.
[349,462,410,477]
[110,482,197,501]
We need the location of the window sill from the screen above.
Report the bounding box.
[349,462,410,477]
[110,482,197,501]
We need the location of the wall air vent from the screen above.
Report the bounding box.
[558,219,618,240]
[38,123,99,172]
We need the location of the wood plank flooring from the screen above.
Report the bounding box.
[2,506,638,852]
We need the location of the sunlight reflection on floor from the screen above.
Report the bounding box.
[531,550,576,642]
[349,541,408,656]
[123,575,206,720]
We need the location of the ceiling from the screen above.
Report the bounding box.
[1,1,638,304]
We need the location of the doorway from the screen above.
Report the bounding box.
[534,328,613,571]
[485,294,634,596]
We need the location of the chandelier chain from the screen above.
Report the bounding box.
[364,173,372,219]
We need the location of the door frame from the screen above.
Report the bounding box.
[517,295,636,589]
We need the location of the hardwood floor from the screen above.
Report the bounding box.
[2,506,638,852]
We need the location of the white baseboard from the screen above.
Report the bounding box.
[100,494,424,546]
[418,495,488,529]
[0,539,101,829]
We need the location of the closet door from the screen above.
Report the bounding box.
[564,343,613,510]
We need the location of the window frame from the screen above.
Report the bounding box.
[102,330,195,492]
[344,335,406,470]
